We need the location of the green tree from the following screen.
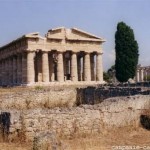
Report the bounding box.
[115,22,139,82]
[103,72,110,82]
[103,65,116,83]
[107,65,115,78]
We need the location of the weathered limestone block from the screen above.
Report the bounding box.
[33,131,61,150]
[98,95,150,128]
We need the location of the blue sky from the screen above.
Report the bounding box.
[0,0,150,71]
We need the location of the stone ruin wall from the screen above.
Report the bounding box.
[0,86,149,110]
[0,95,150,142]
[77,86,150,105]
[0,86,150,142]
[0,87,77,110]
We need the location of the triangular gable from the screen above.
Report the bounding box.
[46,27,105,42]
[46,27,65,40]
[66,28,105,42]
[72,28,102,39]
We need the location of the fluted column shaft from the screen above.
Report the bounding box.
[17,55,22,84]
[8,58,12,85]
[13,56,17,85]
[145,70,147,81]
[57,52,64,82]
[77,57,82,81]
[1,60,4,85]
[71,52,78,81]
[22,53,27,84]
[5,59,8,85]
[96,53,103,81]
[42,51,49,82]
[84,53,91,81]
[140,69,144,82]
[90,54,95,81]
[136,70,140,82]
[27,51,35,84]
[49,54,54,82]
[10,58,13,85]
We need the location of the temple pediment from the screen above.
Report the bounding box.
[46,27,105,42]
[25,32,45,39]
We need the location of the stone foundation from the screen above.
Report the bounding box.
[0,95,150,142]
[0,87,77,109]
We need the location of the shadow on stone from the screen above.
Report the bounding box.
[140,115,150,130]
[0,112,11,142]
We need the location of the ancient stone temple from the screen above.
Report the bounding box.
[0,27,105,86]
[135,65,150,82]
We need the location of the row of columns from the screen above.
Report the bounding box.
[0,50,103,86]
[136,68,150,82]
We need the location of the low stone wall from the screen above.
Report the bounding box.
[0,95,150,142]
[77,87,150,105]
[0,86,149,110]
[0,87,77,109]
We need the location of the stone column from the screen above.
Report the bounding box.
[66,59,70,79]
[136,69,140,82]
[13,56,17,85]
[42,51,49,82]
[4,60,7,85]
[1,60,4,85]
[27,51,35,84]
[90,54,95,81]
[96,53,103,82]
[49,54,54,82]
[63,55,66,81]
[4,59,8,85]
[3,60,6,85]
[145,70,148,81]
[77,56,82,81]
[8,58,12,85]
[83,53,91,81]
[22,53,27,84]
[17,54,22,84]
[57,52,64,82]
[9,57,13,85]
[140,69,144,82]
[71,52,78,81]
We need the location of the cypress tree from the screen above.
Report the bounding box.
[115,22,139,82]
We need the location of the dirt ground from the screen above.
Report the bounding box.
[0,127,150,150]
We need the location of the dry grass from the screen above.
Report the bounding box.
[63,127,150,150]
[0,127,149,150]
[0,142,31,150]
